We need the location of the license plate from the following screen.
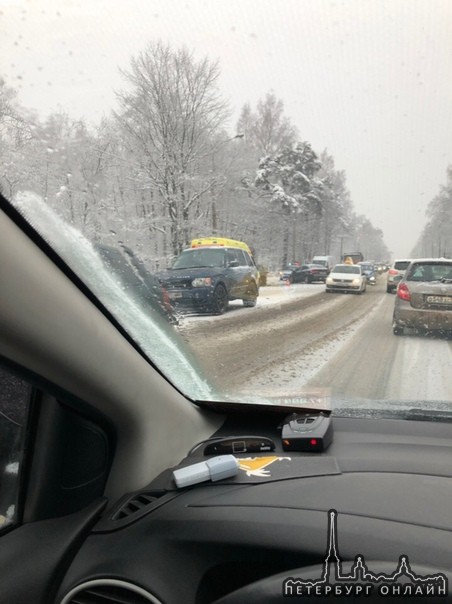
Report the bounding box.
[426,295,452,304]
[168,292,183,300]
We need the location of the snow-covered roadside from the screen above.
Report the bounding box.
[257,282,325,307]
[179,282,325,324]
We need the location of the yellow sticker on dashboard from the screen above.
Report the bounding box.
[237,456,291,478]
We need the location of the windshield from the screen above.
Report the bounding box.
[172,249,226,270]
[2,1,452,417]
[332,265,361,274]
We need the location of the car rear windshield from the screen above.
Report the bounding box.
[406,263,452,282]
[333,265,361,274]
[394,261,411,270]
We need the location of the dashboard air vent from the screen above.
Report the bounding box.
[112,493,157,521]
[93,490,178,532]
[61,578,162,604]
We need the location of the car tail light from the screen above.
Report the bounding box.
[397,283,411,301]
[162,287,172,310]
[388,268,398,275]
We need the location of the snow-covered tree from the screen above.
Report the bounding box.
[412,165,452,258]
[237,92,298,157]
[254,142,322,266]
[114,42,230,256]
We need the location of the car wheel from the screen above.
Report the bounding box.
[243,283,258,307]
[212,284,228,314]
[393,321,404,336]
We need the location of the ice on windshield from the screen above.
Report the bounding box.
[12,192,215,401]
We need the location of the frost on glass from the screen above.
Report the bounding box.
[12,192,214,401]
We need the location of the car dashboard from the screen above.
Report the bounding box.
[44,413,452,603]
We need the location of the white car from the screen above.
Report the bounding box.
[386,259,412,293]
[325,263,367,294]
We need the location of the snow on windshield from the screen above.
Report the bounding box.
[12,192,214,401]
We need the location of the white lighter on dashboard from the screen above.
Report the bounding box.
[173,455,239,488]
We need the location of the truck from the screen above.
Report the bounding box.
[312,255,335,273]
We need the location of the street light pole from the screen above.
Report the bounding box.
[211,133,244,234]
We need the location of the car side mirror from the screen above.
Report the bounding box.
[228,259,239,268]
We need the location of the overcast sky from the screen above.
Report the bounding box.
[2,0,452,257]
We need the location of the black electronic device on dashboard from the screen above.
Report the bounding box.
[203,436,276,455]
[281,412,333,452]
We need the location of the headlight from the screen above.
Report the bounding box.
[192,277,212,287]
[352,278,361,285]
[326,277,333,284]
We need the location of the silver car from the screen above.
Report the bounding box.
[392,259,452,335]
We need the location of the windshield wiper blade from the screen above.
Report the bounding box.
[401,409,452,422]
[333,405,452,422]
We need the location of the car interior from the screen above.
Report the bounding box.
[2,193,452,603]
[2,0,452,601]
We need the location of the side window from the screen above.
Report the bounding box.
[234,249,248,266]
[226,249,243,266]
[244,252,254,267]
[0,365,31,531]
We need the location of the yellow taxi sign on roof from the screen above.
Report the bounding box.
[190,237,252,254]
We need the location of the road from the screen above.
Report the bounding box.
[178,279,452,406]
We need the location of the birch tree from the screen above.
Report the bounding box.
[115,42,230,256]
[237,92,298,157]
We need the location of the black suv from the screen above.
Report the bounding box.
[157,245,260,314]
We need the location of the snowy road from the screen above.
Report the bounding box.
[178,279,452,405]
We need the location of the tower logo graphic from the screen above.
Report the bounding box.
[283,510,448,598]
